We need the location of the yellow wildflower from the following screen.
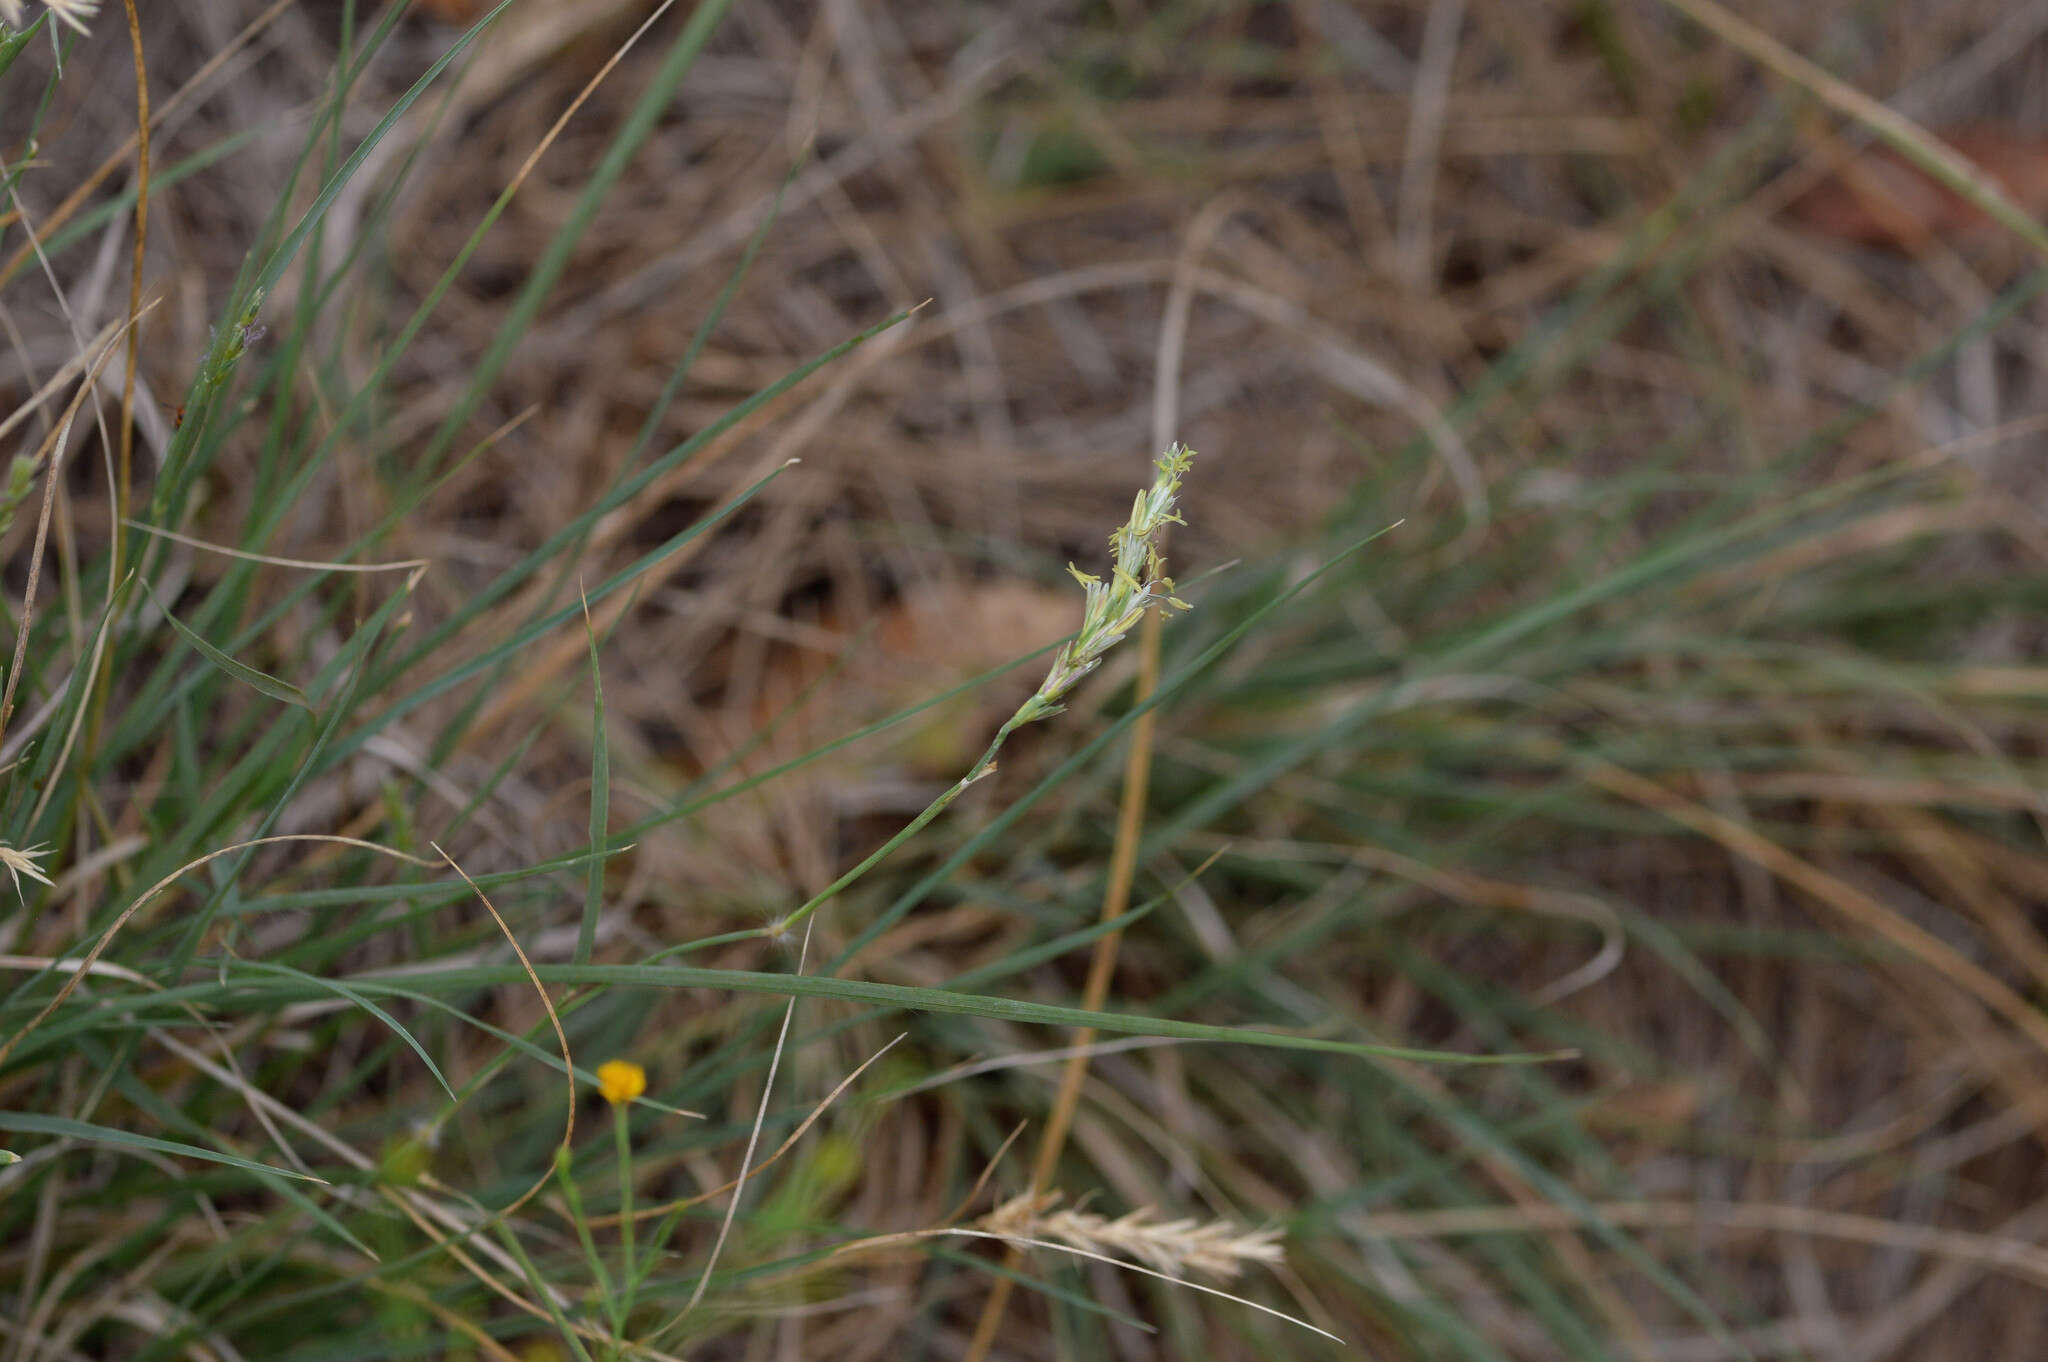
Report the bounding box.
[595,1059,645,1106]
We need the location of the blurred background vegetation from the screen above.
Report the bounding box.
[4,1,2048,1358]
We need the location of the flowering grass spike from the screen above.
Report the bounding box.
[0,842,52,904]
[766,444,1193,940]
[1012,442,1194,729]
[0,0,99,33]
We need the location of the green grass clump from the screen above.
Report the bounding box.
[0,13,1355,1351]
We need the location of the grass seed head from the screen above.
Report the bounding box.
[0,0,99,34]
[0,842,52,904]
[980,1190,1283,1281]
[1015,443,1194,727]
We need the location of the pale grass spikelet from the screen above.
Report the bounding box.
[1012,442,1194,729]
[768,444,1196,941]
[0,0,99,34]
[0,841,53,904]
[979,1190,1283,1281]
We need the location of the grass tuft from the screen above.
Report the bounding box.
[7,3,2048,1359]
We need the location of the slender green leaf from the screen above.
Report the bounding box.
[0,1111,323,1183]
[578,600,609,967]
[142,579,311,712]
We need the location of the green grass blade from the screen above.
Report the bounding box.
[141,578,311,712]
[578,601,609,967]
[0,1111,324,1183]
